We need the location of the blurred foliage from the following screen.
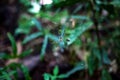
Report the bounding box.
[0,0,120,80]
[44,61,85,80]
[0,33,32,59]
[0,63,31,80]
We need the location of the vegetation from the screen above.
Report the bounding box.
[0,0,120,80]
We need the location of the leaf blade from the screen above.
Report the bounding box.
[23,32,43,44]
[40,35,48,60]
[7,33,17,57]
[67,21,93,45]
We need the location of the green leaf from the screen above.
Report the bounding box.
[8,71,16,77]
[20,0,31,7]
[39,10,68,23]
[15,28,31,35]
[67,21,93,45]
[32,18,42,31]
[101,69,112,80]
[7,33,17,57]
[20,65,31,80]
[43,73,51,80]
[2,72,11,80]
[48,34,59,42]
[18,49,33,58]
[40,35,48,60]
[5,63,19,71]
[110,0,120,7]
[53,66,59,76]
[1,71,16,80]
[103,50,111,64]
[0,53,12,59]
[87,54,96,76]
[0,76,4,79]
[93,48,101,61]
[72,5,83,14]
[13,71,19,80]
[58,61,85,78]
[16,15,34,35]
[23,32,43,44]
[71,15,90,20]
[54,0,88,7]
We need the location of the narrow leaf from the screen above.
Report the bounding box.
[71,15,90,20]
[20,65,31,80]
[32,18,42,31]
[0,53,12,59]
[40,35,48,60]
[48,34,59,42]
[18,49,33,58]
[58,61,85,78]
[23,32,43,44]
[7,33,17,57]
[53,66,59,76]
